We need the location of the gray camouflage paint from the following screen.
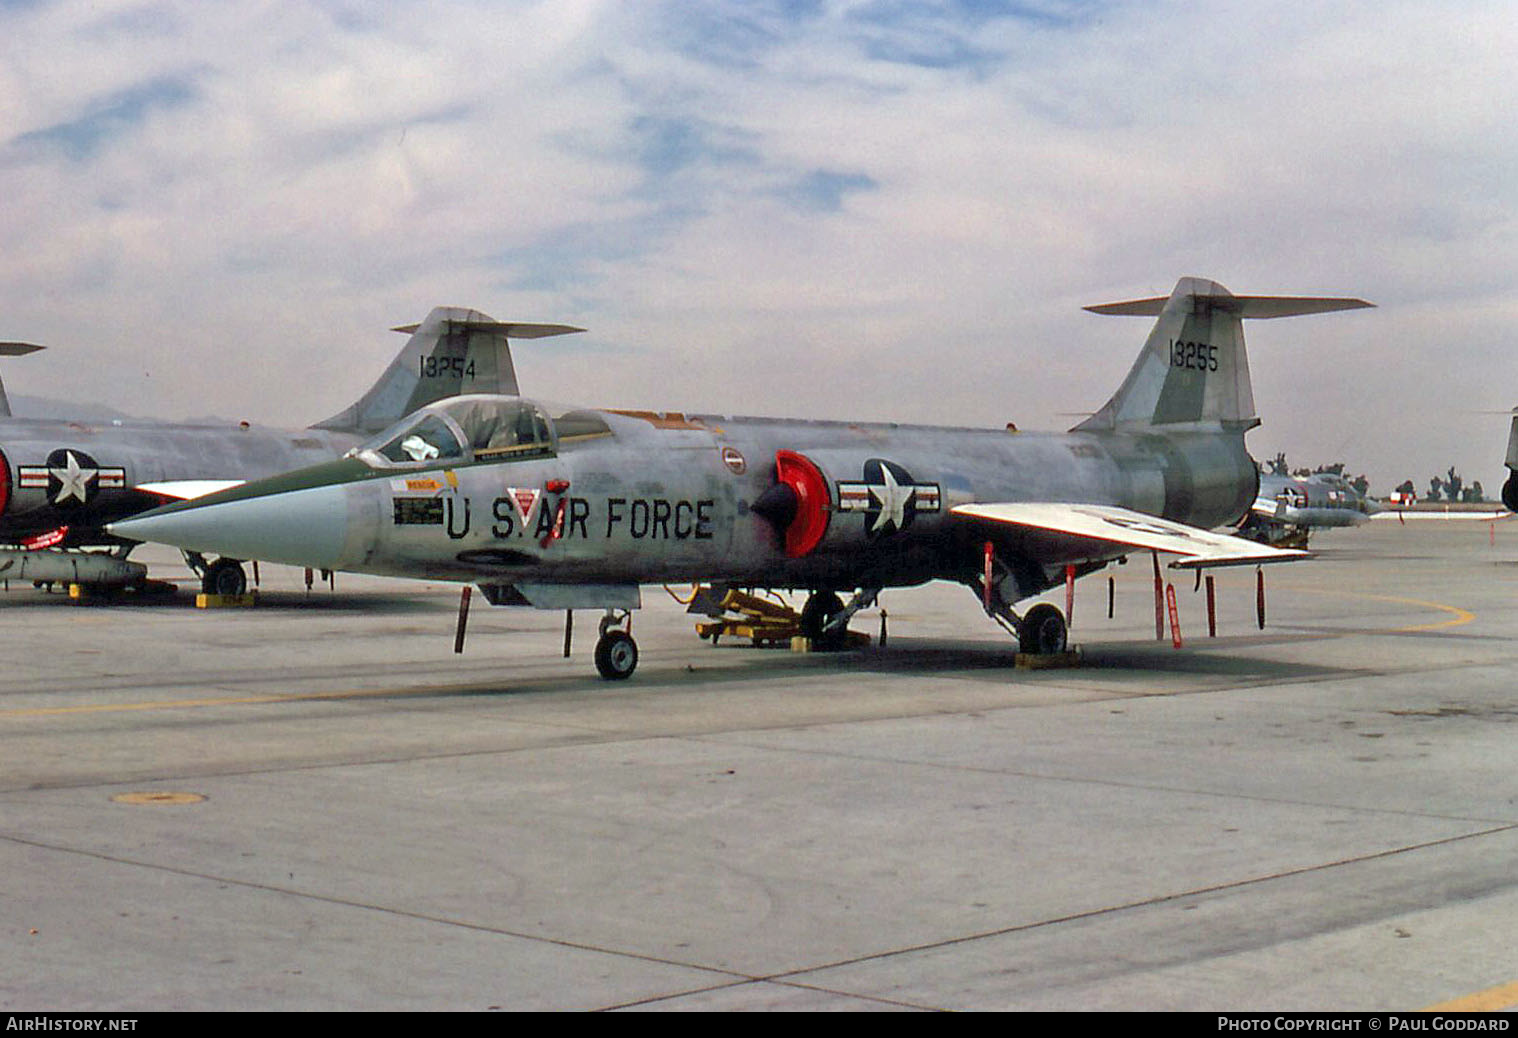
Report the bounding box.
[115,278,1369,606]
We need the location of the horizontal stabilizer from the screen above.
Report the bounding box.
[389,321,585,339]
[1085,295,1374,318]
[1074,278,1373,433]
[952,501,1309,568]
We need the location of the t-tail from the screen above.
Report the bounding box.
[1074,277,1372,433]
[312,307,584,434]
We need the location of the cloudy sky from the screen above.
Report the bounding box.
[1,0,1513,494]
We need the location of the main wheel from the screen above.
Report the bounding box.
[1018,603,1068,655]
[594,630,639,680]
[799,590,847,651]
[202,558,248,597]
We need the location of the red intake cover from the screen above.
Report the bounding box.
[774,449,830,558]
[0,447,9,515]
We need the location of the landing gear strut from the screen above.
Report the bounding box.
[593,610,638,680]
[799,588,879,651]
[979,547,1069,656]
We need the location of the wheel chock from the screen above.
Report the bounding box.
[789,631,871,653]
[1014,647,1083,669]
[195,591,259,609]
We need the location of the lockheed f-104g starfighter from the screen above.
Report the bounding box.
[112,277,1372,678]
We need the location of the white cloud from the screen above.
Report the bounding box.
[0,0,1514,492]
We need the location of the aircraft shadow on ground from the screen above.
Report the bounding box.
[433,634,1362,699]
[0,585,451,615]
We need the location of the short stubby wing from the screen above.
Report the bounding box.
[951,502,1309,568]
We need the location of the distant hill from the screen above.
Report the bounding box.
[8,394,242,427]
[8,394,137,422]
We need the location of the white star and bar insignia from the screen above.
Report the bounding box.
[17,450,126,506]
[836,459,941,538]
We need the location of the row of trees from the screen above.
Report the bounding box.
[1267,454,1487,502]
[1395,467,1486,504]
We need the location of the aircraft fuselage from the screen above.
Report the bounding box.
[0,417,361,546]
[145,407,1256,599]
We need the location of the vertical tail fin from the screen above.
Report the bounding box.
[0,342,45,418]
[311,308,583,434]
[1074,278,1372,433]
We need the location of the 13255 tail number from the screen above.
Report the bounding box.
[1170,340,1217,372]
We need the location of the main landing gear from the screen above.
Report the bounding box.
[1016,602,1069,655]
[982,590,1070,655]
[799,588,879,651]
[593,610,638,680]
[979,551,1070,656]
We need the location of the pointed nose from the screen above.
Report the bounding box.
[110,483,352,569]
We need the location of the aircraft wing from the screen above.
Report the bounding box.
[951,502,1309,568]
[135,480,246,501]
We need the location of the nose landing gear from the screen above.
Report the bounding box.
[593,610,638,680]
[186,552,249,597]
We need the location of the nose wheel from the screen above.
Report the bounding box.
[190,554,248,597]
[593,611,638,680]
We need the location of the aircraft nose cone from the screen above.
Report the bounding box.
[110,484,351,570]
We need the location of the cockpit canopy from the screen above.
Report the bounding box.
[357,395,611,468]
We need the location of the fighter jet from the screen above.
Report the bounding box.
[0,311,581,593]
[112,277,1372,678]
[1237,470,1376,547]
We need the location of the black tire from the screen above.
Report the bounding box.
[1018,603,1068,655]
[594,630,639,680]
[1503,474,1518,514]
[799,590,847,651]
[202,558,248,597]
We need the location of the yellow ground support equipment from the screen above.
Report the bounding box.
[692,588,869,649]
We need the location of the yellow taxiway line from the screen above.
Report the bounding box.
[1421,977,1518,1012]
[1279,586,1475,634]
